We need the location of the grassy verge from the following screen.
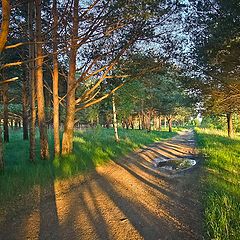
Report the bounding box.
[0,127,176,206]
[195,128,240,240]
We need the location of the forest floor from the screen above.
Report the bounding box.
[0,130,204,240]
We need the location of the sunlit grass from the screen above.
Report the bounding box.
[0,127,177,207]
[195,128,240,240]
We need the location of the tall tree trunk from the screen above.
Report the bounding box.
[142,113,145,129]
[147,111,151,132]
[227,112,233,138]
[112,93,119,142]
[158,116,162,131]
[28,0,36,161]
[126,119,129,130]
[10,118,13,130]
[45,89,51,129]
[96,115,99,125]
[14,119,18,129]
[106,120,110,129]
[164,116,167,129]
[0,0,10,52]
[138,113,141,129]
[121,118,125,129]
[52,0,60,156]
[129,116,134,129]
[0,127,4,171]
[61,0,79,155]
[22,77,29,140]
[3,83,9,142]
[153,114,157,130]
[168,116,172,133]
[35,0,49,159]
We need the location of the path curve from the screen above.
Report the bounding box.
[0,130,203,240]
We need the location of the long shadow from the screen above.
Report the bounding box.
[0,172,61,240]
[115,159,177,199]
[85,183,111,240]
[0,199,39,239]
[140,143,188,160]
[38,177,61,240]
[46,131,200,239]
[34,131,201,239]
[61,179,112,239]
[153,145,186,158]
[92,172,196,240]
[115,153,200,210]
[139,147,177,161]
[160,143,190,155]
[118,154,171,183]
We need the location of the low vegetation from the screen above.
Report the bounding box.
[195,128,240,240]
[0,127,176,206]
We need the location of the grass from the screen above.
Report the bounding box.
[195,128,240,240]
[0,127,177,206]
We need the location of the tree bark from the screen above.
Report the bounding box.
[142,113,145,129]
[153,114,157,130]
[0,127,4,171]
[106,119,110,129]
[28,0,36,161]
[3,83,9,142]
[35,0,49,159]
[112,94,119,142]
[158,116,162,131]
[168,116,172,132]
[147,111,151,132]
[52,0,60,156]
[164,116,167,129]
[130,117,134,129]
[227,112,233,138]
[0,0,10,52]
[10,118,13,130]
[126,119,129,130]
[22,77,29,140]
[138,113,141,129]
[14,119,18,129]
[61,0,79,155]
[121,118,125,129]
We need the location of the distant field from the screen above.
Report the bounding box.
[0,127,176,206]
[195,128,240,240]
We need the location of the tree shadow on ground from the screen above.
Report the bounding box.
[0,130,202,240]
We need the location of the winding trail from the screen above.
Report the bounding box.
[0,130,203,240]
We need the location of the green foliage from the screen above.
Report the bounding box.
[191,1,240,117]
[150,74,193,116]
[0,127,176,206]
[116,73,194,118]
[195,128,240,240]
[201,114,240,133]
[116,80,145,119]
[201,115,227,130]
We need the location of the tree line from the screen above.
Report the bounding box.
[0,0,190,170]
[181,0,240,137]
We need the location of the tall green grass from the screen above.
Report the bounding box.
[195,128,240,240]
[0,127,176,206]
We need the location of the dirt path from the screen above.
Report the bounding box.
[0,130,203,240]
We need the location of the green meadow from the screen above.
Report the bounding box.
[195,128,240,240]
